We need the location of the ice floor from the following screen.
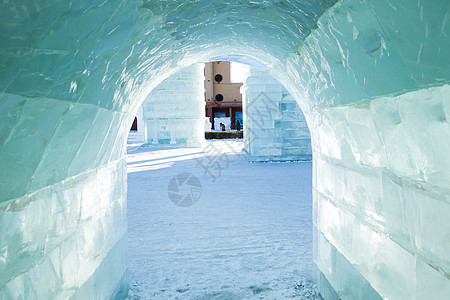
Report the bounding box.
[126,139,320,299]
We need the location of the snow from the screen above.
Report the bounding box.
[126,139,321,299]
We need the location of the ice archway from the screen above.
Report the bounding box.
[1,0,449,299]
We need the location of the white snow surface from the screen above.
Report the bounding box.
[126,139,321,299]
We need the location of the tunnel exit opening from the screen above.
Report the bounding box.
[124,55,319,298]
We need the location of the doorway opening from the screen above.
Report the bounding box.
[125,58,316,299]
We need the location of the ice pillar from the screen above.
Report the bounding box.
[142,64,206,147]
[243,68,312,161]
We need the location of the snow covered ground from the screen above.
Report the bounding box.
[126,139,321,299]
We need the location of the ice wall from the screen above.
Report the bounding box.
[276,2,450,299]
[0,0,449,299]
[243,68,312,161]
[312,84,450,300]
[141,64,205,147]
[0,159,129,299]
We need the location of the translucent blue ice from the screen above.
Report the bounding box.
[243,67,312,161]
[141,64,205,147]
[0,0,449,299]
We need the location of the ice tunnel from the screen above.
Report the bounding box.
[0,0,449,299]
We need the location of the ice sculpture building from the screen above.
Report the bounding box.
[140,64,205,147]
[243,67,312,161]
[0,0,449,299]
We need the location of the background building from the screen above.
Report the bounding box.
[204,61,243,130]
